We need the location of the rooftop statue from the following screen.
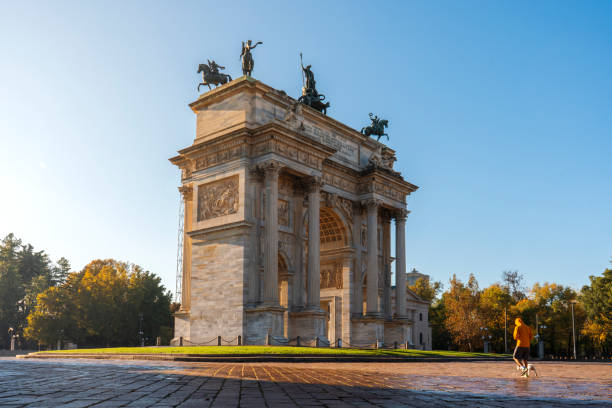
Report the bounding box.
[361,113,389,142]
[240,40,263,76]
[197,59,232,92]
[298,53,330,115]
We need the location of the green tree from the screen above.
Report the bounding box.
[0,233,59,348]
[409,277,442,302]
[25,259,173,348]
[580,268,612,356]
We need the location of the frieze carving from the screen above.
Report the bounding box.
[358,181,404,202]
[322,172,357,194]
[197,175,239,222]
[321,263,343,289]
[194,139,248,172]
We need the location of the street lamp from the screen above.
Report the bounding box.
[8,327,15,351]
[537,325,547,359]
[570,300,577,360]
[480,327,490,353]
[138,313,144,347]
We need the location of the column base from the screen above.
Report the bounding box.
[350,315,384,348]
[288,310,328,346]
[245,306,286,345]
[384,319,411,348]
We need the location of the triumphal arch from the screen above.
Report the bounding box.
[171,75,422,347]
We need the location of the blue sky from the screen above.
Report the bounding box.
[1,1,610,295]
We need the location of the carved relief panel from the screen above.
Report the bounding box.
[320,262,343,289]
[197,175,239,222]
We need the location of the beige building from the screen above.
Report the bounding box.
[170,76,429,347]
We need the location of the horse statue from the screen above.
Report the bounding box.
[197,61,232,92]
[361,113,389,141]
[298,92,330,115]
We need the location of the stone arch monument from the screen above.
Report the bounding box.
[170,76,420,347]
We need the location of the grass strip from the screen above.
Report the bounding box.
[36,346,510,358]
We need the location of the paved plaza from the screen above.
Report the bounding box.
[0,357,610,407]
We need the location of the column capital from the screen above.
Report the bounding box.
[362,198,382,211]
[394,208,410,222]
[178,185,193,201]
[259,160,283,179]
[304,176,323,193]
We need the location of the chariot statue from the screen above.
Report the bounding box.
[240,40,263,76]
[297,53,330,115]
[197,59,232,92]
[361,113,389,141]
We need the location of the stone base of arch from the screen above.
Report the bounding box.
[383,320,411,348]
[350,316,385,348]
[245,306,286,345]
[288,309,328,346]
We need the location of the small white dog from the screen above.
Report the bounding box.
[516,363,539,377]
[527,363,539,377]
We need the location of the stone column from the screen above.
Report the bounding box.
[306,177,322,310]
[382,211,392,319]
[395,208,409,318]
[352,202,363,317]
[247,168,262,307]
[262,161,281,306]
[293,186,305,310]
[179,185,193,311]
[365,199,381,317]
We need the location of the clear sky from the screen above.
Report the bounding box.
[1,1,610,296]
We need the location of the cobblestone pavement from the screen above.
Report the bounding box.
[0,358,610,407]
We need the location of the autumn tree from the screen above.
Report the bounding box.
[442,274,483,351]
[479,283,512,353]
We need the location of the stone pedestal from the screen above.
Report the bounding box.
[288,310,328,345]
[245,307,286,345]
[351,316,384,348]
[383,319,410,347]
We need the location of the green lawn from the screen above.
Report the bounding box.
[36,346,509,358]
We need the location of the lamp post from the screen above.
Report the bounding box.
[138,313,144,347]
[480,327,489,353]
[8,327,14,351]
[537,324,547,359]
[570,300,577,360]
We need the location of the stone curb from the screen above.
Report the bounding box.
[17,352,513,363]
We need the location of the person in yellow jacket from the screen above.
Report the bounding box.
[513,317,533,376]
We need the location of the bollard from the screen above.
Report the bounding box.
[296,336,301,347]
[218,336,221,346]
[337,338,342,348]
[156,337,161,346]
[238,335,242,346]
[405,340,409,350]
[179,336,183,347]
